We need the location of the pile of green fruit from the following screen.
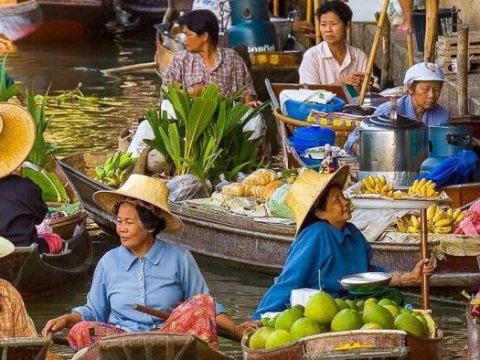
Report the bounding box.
[95,151,137,187]
[248,292,433,350]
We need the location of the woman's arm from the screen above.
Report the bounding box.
[215,313,260,341]
[390,259,433,286]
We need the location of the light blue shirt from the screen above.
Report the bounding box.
[72,240,224,332]
[252,221,386,319]
[344,94,450,154]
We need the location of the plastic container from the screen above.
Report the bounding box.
[292,127,335,154]
[284,97,345,121]
[412,8,457,52]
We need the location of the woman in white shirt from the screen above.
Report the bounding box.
[298,1,370,88]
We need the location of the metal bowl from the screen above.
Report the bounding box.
[339,272,392,292]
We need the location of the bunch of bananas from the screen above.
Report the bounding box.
[408,178,440,198]
[361,175,400,198]
[95,151,137,187]
[395,204,467,234]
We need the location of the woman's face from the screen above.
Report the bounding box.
[182,26,208,52]
[410,81,443,110]
[319,11,348,45]
[116,203,153,254]
[315,186,351,227]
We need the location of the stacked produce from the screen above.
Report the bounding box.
[95,151,137,187]
[408,178,440,198]
[395,204,467,234]
[222,169,285,202]
[360,175,399,199]
[358,176,441,200]
[247,292,433,350]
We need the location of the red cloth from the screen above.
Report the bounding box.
[39,233,63,254]
[67,294,218,351]
[454,200,480,236]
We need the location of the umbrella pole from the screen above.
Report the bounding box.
[420,208,430,310]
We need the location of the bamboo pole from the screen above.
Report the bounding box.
[314,0,322,44]
[424,0,439,62]
[102,62,157,75]
[306,0,313,24]
[407,31,414,67]
[380,13,391,88]
[273,0,279,17]
[420,208,430,310]
[358,0,390,106]
[457,25,469,116]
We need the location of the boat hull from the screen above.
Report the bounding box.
[0,337,50,360]
[58,152,480,289]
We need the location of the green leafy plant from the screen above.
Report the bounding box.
[22,167,69,203]
[0,55,20,101]
[26,86,59,167]
[145,83,269,187]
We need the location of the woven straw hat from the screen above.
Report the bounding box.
[0,103,35,178]
[0,236,15,258]
[93,174,184,233]
[286,166,350,234]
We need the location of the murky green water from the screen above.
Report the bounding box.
[7,33,469,359]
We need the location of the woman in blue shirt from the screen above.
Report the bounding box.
[42,174,257,349]
[344,62,451,155]
[252,167,433,319]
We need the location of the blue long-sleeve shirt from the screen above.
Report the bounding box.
[72,240,225,332]
[252,221,386,319]
[344,94,450,154]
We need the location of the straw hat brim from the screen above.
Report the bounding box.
[286,166,350,234]
[0,236,15,258]
[0,103,35,178]
[93,190,184,233]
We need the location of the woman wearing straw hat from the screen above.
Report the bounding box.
[42,174,258,350]
[0,103,55,254]
[0,236,37,338]
[252,167,433,318]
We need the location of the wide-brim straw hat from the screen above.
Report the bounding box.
[93,174,184,233]
[286,166,350,234]
[0,236,15,258]
[0,103,35,178]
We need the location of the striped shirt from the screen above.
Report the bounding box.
[162,47,256,98]
[0,279,37,338]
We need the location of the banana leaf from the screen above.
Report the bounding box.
[22,167,70,203]
[0,56,20,101]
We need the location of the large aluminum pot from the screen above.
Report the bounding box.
[270,17,292,50]
[358,114,428,186]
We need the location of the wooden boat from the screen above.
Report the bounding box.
[0,337,51,360]
[0,0,43,42]
[0,215,92,298]
[73,332,233,360]
[58,152,480,290]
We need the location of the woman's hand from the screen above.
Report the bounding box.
[42,313,82,337]
[187,84,205,97]
[234,320,261,339]
[244,94,262,108]
[408,258,434,284]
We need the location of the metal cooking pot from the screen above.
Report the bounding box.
[270,17,292,50]
[358,114,428,186]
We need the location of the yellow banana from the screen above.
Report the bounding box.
[387,190,394,198]
[446,208,453,217]
[408,226,419,234]
[426,188,436,197]
[432,208,445,223]
[368,175,376,188]
[451,208,462,221]
[454,210,466,224]
[435,217,452,227]
[417,178,427,189]
[411,215,420,228]
[434,226,452,234]
[427,205,437,221]
[410,179,419,194]
[379,175,386,187]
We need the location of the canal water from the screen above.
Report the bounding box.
[6,30,469,359]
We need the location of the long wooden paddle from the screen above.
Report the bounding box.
[358,0,390,105]
[420,209,430,310]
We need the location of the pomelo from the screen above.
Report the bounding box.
[394,313,427,337]
[363,304,394,329]
[361,322,383,330]
[377,298,394,307]
[383,305,400,319]
[290,317,322,340]
[345,300,358,310]
[304,292,339,325]
[264,329,292,349]
[293,304,305,315]
[335,298,350,311]
[275,307,304,331]
[249,327,275,349]
[363,298,378,309]
[267,316,277,328]
[400,308,413,315]
[331,309,363,332]
[260,318,270,327]
[356,300,365,309]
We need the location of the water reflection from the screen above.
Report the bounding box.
[7,35,468,359]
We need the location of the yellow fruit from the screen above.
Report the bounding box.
[455,210,466,224]
[410,179,419,194]
[451,208,462,221]
[417,178,427,189]
[427,205,437,221]
[379,175,386,187]
[387,190,394,198]
[408,226,419,234]
[433,226,452,234]
[435,218,452,227]
[368,175,376,188]
[426,188,436,197]
[410,215,420,228]
[432,208,445,223]
[446,209,453,217]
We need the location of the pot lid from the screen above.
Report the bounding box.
[361,113,425,130]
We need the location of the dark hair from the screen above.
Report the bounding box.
[113,202,166,237]
[315,0,353,25]
[178,9,219,47]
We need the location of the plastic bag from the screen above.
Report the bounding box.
[166,175,207,202]
[418,150,479,187]
[267,184,294,219]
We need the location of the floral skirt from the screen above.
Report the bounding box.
[67,294,218,351]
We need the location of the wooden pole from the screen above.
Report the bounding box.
[358,0,390,105]
[273,0,280,17]
[457,25,470,116]
[424,0,439,62]
[314,0,322,44]
[102,62,157,75]
[379,12,391,89]
[420,208,430,310]
[306,0,313,24]
[407,30,415,67]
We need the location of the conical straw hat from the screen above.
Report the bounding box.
[0,236,15,258]
[286,166,350,234]
[0,103,35,178]
[93,174,184,233]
